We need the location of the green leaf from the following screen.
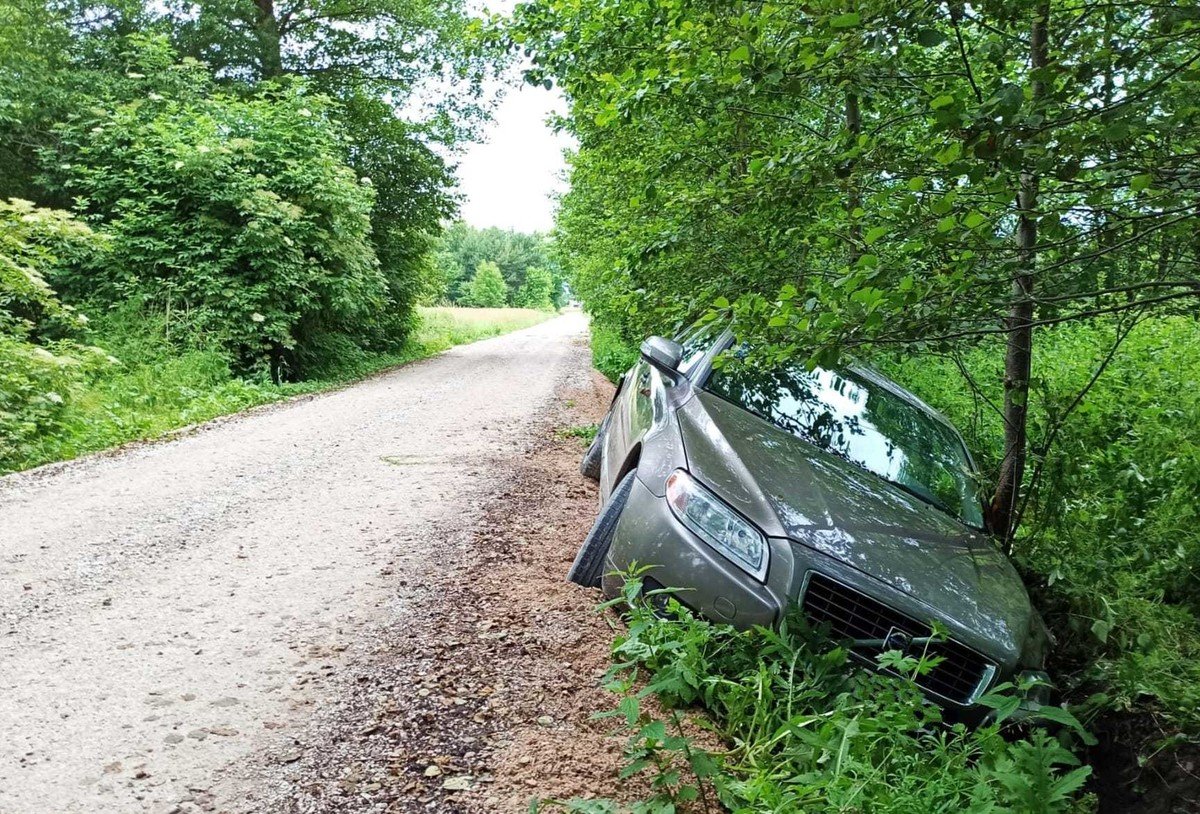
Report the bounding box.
[930,94,955,110]
[1130,173,1153,192]
[916,28,946,46]
[830,12,860,28]
[729,44,751,63]
[864,226,887,245]
[934,142,962,165]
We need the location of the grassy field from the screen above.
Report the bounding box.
[4,307,555,475]
[414,307,554,352]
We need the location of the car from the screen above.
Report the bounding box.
[569,322,1051,721]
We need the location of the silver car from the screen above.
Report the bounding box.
[569,324,1051,720]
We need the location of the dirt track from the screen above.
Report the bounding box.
[0,312,627,813]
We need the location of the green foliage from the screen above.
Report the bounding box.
[0,199,111,471]
[462,261,509,308]
[543,578,1094,814]
[42,44,385,378]
[555,423,598,445]
[519,0,1200,357]
[878,318,1200,734]
[433,221,562,306]
[517,265,556,311]
[589,321,638,383]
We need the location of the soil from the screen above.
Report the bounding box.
[232,368,637,814]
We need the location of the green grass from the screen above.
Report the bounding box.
[555,422,599,446]
[5,306,554,474]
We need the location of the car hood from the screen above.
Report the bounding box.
[678,391,1036,665]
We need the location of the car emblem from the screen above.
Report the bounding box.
[883,627,913,654]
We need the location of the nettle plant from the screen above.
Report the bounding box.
[536,575,1095,814]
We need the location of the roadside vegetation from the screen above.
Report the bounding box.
[540,578,1095,814]
[0,0,571,476]
[515,0,1200,807]
[1,305,551,475]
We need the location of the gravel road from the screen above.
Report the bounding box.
[0,312,591,814]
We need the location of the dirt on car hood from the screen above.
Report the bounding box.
[677,391,1039,667]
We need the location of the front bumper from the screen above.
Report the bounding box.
[602,475,1028,722]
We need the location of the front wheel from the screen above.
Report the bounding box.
[568,470,635,587]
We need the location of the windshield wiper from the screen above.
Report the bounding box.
[881,478,956,520]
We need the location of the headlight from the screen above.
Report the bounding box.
[665,469,768,580]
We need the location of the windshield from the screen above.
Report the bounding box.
[705,359,984,528]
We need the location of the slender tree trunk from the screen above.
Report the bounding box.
[992,3,1049,549]
[845,90,862,263]
[254,0,285,78]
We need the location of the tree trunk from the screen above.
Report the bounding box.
[845,90,862,263]
[991,3,1049,549]
[254,0,285,78]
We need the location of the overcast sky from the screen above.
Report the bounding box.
[448,0,574,234]
[451,79,572,234]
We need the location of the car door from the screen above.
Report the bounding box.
[599,321,726,499]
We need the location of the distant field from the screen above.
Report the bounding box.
[413,307,555,353]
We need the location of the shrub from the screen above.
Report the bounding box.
[0,199,109,471]
[43,44,384,380]
[589,320,639,382]
[554,578,1095,814]
[462,260,508,307]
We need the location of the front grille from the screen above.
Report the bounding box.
[801,572,995,704]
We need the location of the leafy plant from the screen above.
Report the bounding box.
[462,260,510,308]
[539,574,1096,814]
[42,40,384,379]
[0,198,111,471]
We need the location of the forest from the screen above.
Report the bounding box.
[0,2,567,473]
[514,0,1200,810]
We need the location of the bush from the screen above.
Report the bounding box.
[589,320,639,382]
[462,260,508,307]
[556,578,1094,814]
[878,318,1200,735]
[43,43,384,380]
[0,199,110,471]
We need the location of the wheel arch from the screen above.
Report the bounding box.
[613,442,642,486]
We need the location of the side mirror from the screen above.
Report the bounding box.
[640,336,683,372]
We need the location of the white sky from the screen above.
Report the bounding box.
[448,0,574,234]
[452,80,573,233]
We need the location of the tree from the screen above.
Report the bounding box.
[517,265,555,311]
[42,41,383,380]
[462,261,508,308]
[432,222,558,304]
[516,0,1200,545]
